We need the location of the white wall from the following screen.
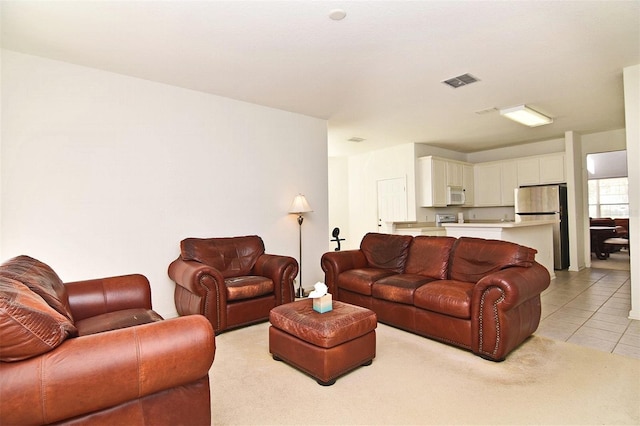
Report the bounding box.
[0,50,329,318]
[623,64,639,320]
[328,156,349,250]
[346,143,417,249]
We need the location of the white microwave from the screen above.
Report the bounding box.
[447,186,466,205]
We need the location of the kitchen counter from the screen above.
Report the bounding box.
[443,219,556,279]
[392,222,445,236]
[443,219,558,228]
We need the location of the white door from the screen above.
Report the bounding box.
[377,177,407,233]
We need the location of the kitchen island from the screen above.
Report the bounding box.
[443,219,557,279]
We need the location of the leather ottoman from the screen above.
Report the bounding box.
[269,299,377,385]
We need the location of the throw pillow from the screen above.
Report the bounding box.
[0,255,74,322]
[0,277,77,362]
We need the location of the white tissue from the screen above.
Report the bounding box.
[308,282,328,298]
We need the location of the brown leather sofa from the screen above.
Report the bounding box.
[168,235,298,334]
[321,233,550,361]
[0,255,215,426]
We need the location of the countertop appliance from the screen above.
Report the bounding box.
[435,214,457,226]
[515,184,569,270]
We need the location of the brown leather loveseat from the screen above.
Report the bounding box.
[168,235,298,334]
[0,255,215,425]
[321,233,550,361]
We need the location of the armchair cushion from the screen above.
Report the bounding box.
[0,255,74,321]
[0,277,77,361]
[449,237,537,283]
[226,275,274,301]
[181,235,265,278]
[75,308,163,336]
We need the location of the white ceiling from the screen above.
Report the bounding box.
[1,1,639,157]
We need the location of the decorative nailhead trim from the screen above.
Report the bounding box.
[199,274,221,333]
[478,286,505,357]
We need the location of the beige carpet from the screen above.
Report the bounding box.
[209,322,640,425]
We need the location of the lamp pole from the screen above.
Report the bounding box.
[289,194,312,298]
[297,213,304,298]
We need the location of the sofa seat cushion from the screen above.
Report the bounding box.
[225,276,274,301]
[413,280,474,319]
[372,274,435,305]
[404,236,456,280]
[449,237,537,283]
[338,268,396,296]
[75,308,163,336]
[1,277,77,361]
[0,255,74,322]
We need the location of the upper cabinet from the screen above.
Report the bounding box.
[474,153,565,207]
[417,156,447,207]
[417,156,473,207]
[517,153,565,186]
[418,152,565,208]
[474,160,517,206]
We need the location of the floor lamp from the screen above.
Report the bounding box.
[289,194,313,298]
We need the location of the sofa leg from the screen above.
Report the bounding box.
[316,378,336,386]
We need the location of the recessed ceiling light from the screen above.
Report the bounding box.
[348,137,365,142]
[329,9,346,21]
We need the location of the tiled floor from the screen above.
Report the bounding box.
[537,251,639,359]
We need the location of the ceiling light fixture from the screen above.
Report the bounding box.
[499,105,553,127]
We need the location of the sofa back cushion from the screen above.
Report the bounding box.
[181,235,265,278]
[0,277,77,361]
[360,233,413,273]
[0,255,74,322]
[449,237,537,283]
[404,236,457,280]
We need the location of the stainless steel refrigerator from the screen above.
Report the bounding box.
[515,184,569,270]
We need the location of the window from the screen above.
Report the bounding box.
[588,177,629,218]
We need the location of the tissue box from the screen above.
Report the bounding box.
[313,294,333,313]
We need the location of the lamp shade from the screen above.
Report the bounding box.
[499,105,553,127]
[289,194,313,214]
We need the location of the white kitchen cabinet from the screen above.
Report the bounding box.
[474,160,517,206]
[517,153,565,186]
[474,163,502,206]
[539,153,565,184]
[500,160,518,206]
[446,161,464,187]
[517,157,540,186]
[462,164,474,206]
[418,156,473,207]
[417,156,447,207]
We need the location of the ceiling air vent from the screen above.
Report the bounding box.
[442,73,479,89]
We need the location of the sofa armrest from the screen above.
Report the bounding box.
[321,250,368,295]
[168,257,227,325]
[471,263,550,360]
[253,254,298,305]
[65,274,153,321]
[472,263,550,311]
[0,315,215,425]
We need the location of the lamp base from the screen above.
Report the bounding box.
[296,286,308,298]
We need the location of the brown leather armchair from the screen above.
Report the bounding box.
[168,235,298,334]
[0,255,215,425]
